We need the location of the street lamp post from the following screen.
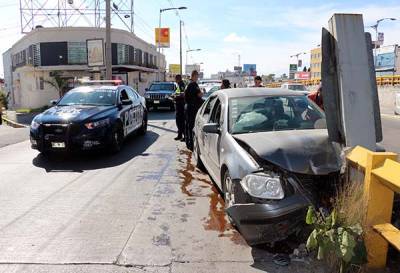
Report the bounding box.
[158,6,187,79]
[185,48,201,73]
[369,18,397,67]
[290,52,307,71]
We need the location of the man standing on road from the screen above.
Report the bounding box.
[184,70,203,151]
[174,74,186,141]
[253,76,264,87]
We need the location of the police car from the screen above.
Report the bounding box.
[30,81,147,154]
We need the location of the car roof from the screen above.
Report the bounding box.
[150,82,175,84]
[214,88,306,99]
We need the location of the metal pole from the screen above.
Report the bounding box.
[105,0,112,80]
[180,20,183,75]
[130,0,134,33]
[374,26,378,69]
[158,10,162,81]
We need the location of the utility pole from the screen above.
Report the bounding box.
[105,0,112,80]
[180,20,183,75]
[130,0,134,33]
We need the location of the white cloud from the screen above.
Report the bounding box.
[223,32,250,43]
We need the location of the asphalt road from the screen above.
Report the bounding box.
[380,115,400,154]
[0,125,29,148]
[0,111,326,273]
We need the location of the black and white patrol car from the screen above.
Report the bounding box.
[30,84,147,154]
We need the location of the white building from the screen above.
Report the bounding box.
[3,27,166,109]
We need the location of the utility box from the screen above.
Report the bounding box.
[322,14,382,151]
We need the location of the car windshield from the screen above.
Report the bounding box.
[149,83,175,91]
[58,89,116,106]
[229,95,325,134]
[287,85,307,91]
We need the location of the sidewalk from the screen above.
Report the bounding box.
[0,124,30,148]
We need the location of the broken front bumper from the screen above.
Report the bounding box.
[226,194,309,245]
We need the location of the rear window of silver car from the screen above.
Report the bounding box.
[229,95,325,134]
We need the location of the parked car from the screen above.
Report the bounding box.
[193,88,341,245]
[395,91,400,115]
[281,83,309,95]
[30,84,147,154]
[144,82,176,111]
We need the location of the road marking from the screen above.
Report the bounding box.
[381,114,400,120]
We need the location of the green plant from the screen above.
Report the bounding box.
[306,206,367,273]
[0,92,8,109]
[44,72,68,98]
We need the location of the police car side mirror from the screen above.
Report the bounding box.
[50,100,58,106]
[121,99,133,105]
[145,88,149,91]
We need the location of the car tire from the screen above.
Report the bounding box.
[193,137,206,172]
[109,123,124,153]
[222,170,238,226]
[138,110,148,136]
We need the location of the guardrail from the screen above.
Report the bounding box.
[347,146,400,268]
[265,75,400,88]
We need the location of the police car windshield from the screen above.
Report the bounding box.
[58,89,116,106]
[149,83,175,91]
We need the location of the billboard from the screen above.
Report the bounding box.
[234,66,242,72]
[169,64,180,74]
[243,64,257,76]
[87,39,104,67]
[289,64,298,79]
[374,45,396,70]
[155,28,170,48]
[377,32,384,46]
[185,64,200,75]
[294,71,310,80]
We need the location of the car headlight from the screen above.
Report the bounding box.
[165,94,171,99]
[85,118,110,129]
[144,93,150,98]
[30,120,40,130]
[240,173,284,199]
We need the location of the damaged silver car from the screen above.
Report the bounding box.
[193,88,342,245]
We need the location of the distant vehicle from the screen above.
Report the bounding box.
[144,82,176,111]
[30,84,147,154]
[281,83,309,95]
[193,88,341,245]
[395,92,400,115]
[202,85,220,99]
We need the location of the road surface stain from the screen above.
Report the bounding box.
[177,148,246,245]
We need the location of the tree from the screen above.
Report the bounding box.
[44,72,68,98]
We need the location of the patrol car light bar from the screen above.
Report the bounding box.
[77,79,123,86]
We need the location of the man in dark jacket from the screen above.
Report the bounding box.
[174,74,186,140]
[184,70,203,151]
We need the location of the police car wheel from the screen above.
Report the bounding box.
[110,124,124,153]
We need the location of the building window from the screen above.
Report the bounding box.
[117,44,129,64]
[68,42,87,65]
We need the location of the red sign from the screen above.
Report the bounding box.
[294,72,310,80]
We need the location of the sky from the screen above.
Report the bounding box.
[0,0,400,77]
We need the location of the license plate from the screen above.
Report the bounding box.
[154,100,160,104]
[51,142,65,148]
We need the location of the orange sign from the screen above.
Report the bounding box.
[155,28,170,48]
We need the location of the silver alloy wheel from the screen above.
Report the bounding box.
[224,175,235,208]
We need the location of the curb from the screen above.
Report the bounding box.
[381,114,400,120]
[1,116,29,128]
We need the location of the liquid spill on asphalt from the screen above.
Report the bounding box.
[177,149,246,246]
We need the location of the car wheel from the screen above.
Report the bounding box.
[138,110,148,135]
[223,170,237,226]
[193,137,206,172]
[109,123,124,153]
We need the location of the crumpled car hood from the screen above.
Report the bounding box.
[233,129,341,175]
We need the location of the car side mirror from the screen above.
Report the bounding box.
[121,99,133,105]
[145,88,149,91]
[203,123,220,134]
[50,100,58,106]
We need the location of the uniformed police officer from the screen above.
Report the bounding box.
[174,74,186,141]
[184,70,203,151]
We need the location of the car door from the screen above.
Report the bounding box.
[119,88,134,136]
[206,98,222,185]
[196,96,217,162]
[126,87,142,131]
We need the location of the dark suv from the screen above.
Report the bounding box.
[144,82,176,111]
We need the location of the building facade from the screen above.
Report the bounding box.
[3,27,166,109]
[310,47,321,80]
